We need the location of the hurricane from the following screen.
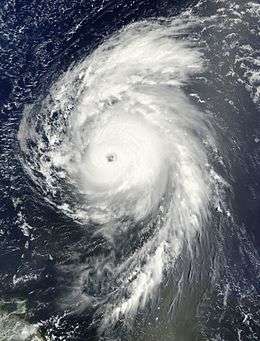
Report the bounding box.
[1,0,260,340]
[17,15,215,332]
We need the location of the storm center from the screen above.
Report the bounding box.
[106,153,117,163]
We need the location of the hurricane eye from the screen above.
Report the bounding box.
[106,153,117,163]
